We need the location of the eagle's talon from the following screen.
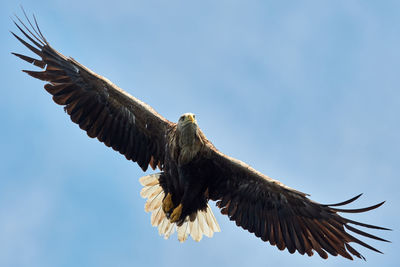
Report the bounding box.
[170,203,183,223]
[162,193,174,214]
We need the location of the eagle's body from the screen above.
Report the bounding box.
[11,11,390,261]
[161,113,212,222]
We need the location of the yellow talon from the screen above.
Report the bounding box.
[170,204,183,223]
[162,193,174,214]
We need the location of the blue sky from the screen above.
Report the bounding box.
[1,1,398,266]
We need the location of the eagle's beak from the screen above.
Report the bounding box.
[188,114,195,123]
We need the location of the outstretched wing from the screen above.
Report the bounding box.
[11,13,174,171]
[206,149,390,260]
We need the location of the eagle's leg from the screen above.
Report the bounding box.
[169,203,183,223]
[168,177,207,224]
[162,193,174,215]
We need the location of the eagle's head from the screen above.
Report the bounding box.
[177,113,197,127]
[176,113,201,164]
[177,112,198,141]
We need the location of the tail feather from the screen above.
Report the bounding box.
[145,191,163,212]
[198,210,212,237]
[158,216,171,236]
[140,183,162,199]
[177,220,191,242]
[190,218,201,241]
[205,207,221,233]
[139,173,220,242]
[151,206,165,226]
[139,173,160,186]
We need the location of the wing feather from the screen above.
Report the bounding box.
[12,14,174,171]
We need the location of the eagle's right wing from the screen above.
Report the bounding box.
[12,13,174,171]
[206,148,390,260]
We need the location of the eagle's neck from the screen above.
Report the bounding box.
[177,123,202,165]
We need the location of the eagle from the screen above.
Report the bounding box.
[11,11,390,260]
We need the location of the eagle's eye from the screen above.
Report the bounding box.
[193,114,196,119]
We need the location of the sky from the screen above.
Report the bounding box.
[0,0,399,266]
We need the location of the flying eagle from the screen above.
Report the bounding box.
[11,11,390,260]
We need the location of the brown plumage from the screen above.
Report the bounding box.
[11,10,390,260]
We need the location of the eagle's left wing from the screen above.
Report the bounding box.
[11,12,175,171]
[206,148,390,260]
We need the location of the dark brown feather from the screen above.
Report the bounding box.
[287,217,305,255]
[331,201,385,213]
[11,31,42,56]
[12,52,45,68]
[322,193,362,207]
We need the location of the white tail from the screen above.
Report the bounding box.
[139,173,220,242]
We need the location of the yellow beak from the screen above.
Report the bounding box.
[187,114,195,123]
